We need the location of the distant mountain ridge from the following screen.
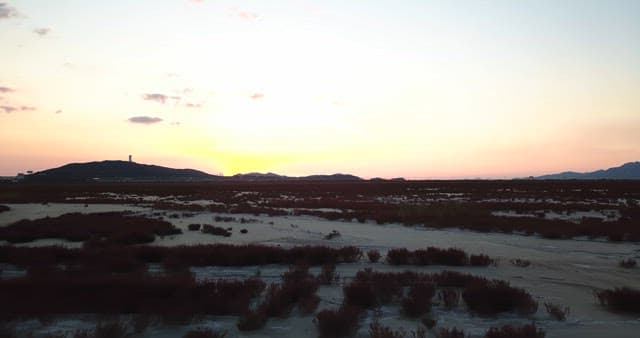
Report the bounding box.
[537,161,640,180]
[24,160,363,182]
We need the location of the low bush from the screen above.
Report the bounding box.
[462,280,538,316]
[0,205,10,213]
[183,328,228,338]
[619,258,637,268]
[367,250,381,263]
[386,247,495,266]
[484,323,545,338]
[401,282,435,317]
[0,272,265,319]
[260,264,320,318]
[470,254,495,266]
[188,224,201,231]
[544,302,569,321]
[594,287,640,313]
[344,281,378,308]
[0,212,181,246]
[314,306,361,338]
[0,244,363,269]
[201,224,232,237]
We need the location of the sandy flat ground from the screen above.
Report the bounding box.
[2,203,640,337]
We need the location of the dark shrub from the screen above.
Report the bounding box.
[0,205,10,213]
[0,272,265,318]
[484,323,545,338]
[183,328,228,338]
[188,224,201,231]
[240,229,248,234]
[544,302,569,321]
[414,247,468,266]
[237,310,267,331]
[439,328,466,338]
[470,254,494,266]
[344,281,377,308]
[201,224,231,237]
[386,248,412,265]
[314,306,361,338]
[367,250,381,263]
[439,289,460,310]
[401,282,435,317]
[594,287,640,313]
[462,280,538,316]
[619,258,637,268]
[0,212,181,246]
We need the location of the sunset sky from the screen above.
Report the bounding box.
[1,0,639,178]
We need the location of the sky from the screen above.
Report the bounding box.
[1,0,639,178]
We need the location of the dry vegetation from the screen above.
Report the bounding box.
[2,180,640,241]
[0,212,181,246]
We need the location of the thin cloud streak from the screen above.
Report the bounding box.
[128,116,163,124]
[0,3,19,19]
[1,105,35,113]
[33,28,50,36]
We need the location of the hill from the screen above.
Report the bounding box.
[23,161,363,182]
[537,161,640,180]
[25,161,219,182]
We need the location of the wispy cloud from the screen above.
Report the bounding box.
[0,86,14,93]
[33,28,50,36]
[128,116,163,124]
[142,93,169,104]
[55,109,62,114]
[250,93,264,100]
[238,11,258,20]
[0,3,19,19]
[1,105,35,113]
[185,103,202,108]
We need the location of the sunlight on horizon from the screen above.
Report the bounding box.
[1,0,639,178]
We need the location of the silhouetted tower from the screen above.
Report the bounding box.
[129,155,132,163]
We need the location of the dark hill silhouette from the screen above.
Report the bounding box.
[537,161,640,180]
[25,161,219,182]
[23,161,363,182]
